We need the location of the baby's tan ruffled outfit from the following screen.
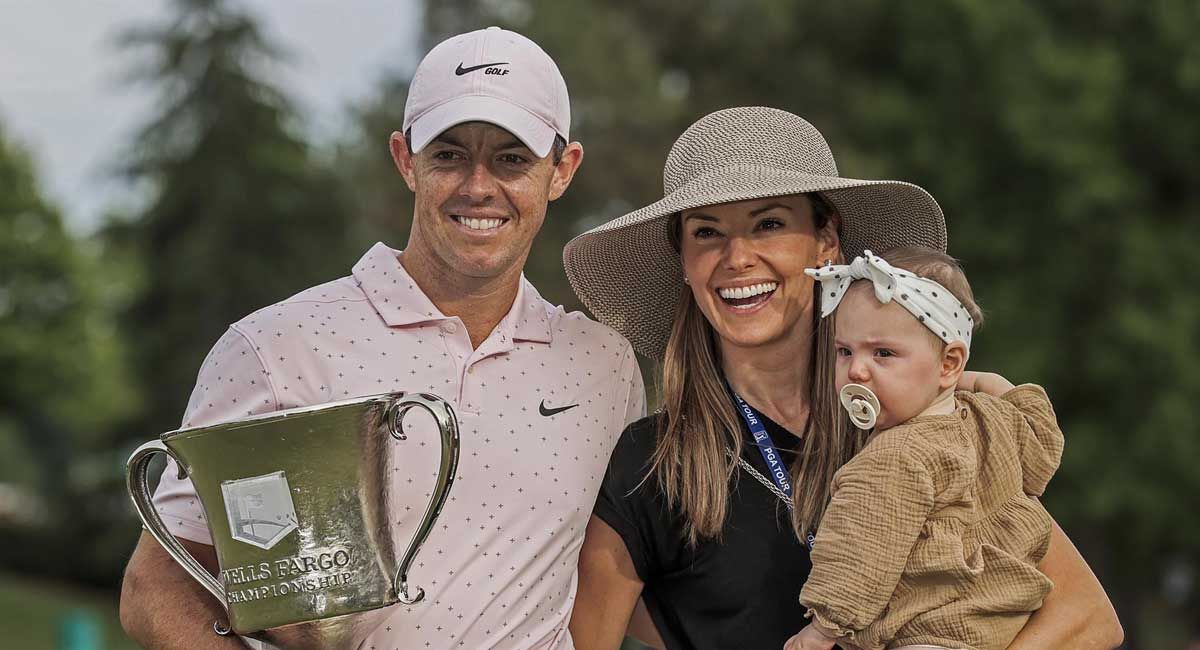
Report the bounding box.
[800,385,1064,650]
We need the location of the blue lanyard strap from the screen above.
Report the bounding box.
[731,392,793,499]
[730,392,817,551]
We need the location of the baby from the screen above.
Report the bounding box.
[784,247,1065,650]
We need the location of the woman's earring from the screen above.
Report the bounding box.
[824,259,833,267]
[683,276,690,285]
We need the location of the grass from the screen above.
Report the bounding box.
[0,574,139,650]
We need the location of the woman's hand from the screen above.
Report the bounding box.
[782,624,838,650]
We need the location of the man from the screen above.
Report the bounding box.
[120,27,645,649]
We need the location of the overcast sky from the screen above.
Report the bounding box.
[0,0,421,232]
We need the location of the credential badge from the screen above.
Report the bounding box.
[221,471,299,550]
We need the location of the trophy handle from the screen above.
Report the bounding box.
[126,440,229,612]
[386,393,461,604]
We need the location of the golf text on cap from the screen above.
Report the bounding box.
[454,61,510,76]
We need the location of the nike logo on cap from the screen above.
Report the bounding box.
[539,400,579,417]
[455,61,509,75]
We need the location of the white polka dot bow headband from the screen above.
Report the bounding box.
[804,250,974,352]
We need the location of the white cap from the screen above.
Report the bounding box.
[402,27,570,158]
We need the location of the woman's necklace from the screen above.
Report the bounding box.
[729,451,793,509]
[727,393,818,550]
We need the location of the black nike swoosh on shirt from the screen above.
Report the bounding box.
[539,400,579,417]
[455,61,509,75]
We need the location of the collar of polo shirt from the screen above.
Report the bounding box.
[352,242,553,344]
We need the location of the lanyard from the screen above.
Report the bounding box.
[731,392,793,499]
[730,392,817,551]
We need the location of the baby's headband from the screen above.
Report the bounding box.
[804,250,974,351]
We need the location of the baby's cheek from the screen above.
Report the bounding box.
[872,392,894,421]
[881,380,923,420]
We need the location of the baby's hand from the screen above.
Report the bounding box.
[957,370,1016,397]
[783,624,838,650]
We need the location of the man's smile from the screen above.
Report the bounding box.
[449,213,510,232]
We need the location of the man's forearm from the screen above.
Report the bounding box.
[1007,521,1123,649]
[120,532,249,650]
[1009,605,1123,650]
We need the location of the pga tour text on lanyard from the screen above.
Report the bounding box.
[732,392,819,550]
[732,392,793,498]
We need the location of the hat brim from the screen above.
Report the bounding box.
[563,165,946,359]
[407,94,558,158]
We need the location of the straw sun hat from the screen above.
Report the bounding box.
[563,106,947,360]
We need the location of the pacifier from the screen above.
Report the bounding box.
[839,383,881,430]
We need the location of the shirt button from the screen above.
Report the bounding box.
[441,322,457,335]
[467,366,475,374]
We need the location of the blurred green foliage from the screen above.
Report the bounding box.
[109,0,361,438]
[0,123,136,484]
[1,0,1197,647]
[0,120,140,586]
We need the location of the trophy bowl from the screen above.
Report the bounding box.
[126,392,460,649]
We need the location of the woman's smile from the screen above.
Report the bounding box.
[714,281,779,312]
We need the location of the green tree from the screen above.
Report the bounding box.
[114,0,358,439]
[0,122,137,585]
[332,76,418,253]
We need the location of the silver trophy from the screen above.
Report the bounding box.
[126,392,460,648]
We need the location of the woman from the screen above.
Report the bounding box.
[562,107,1122,649]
